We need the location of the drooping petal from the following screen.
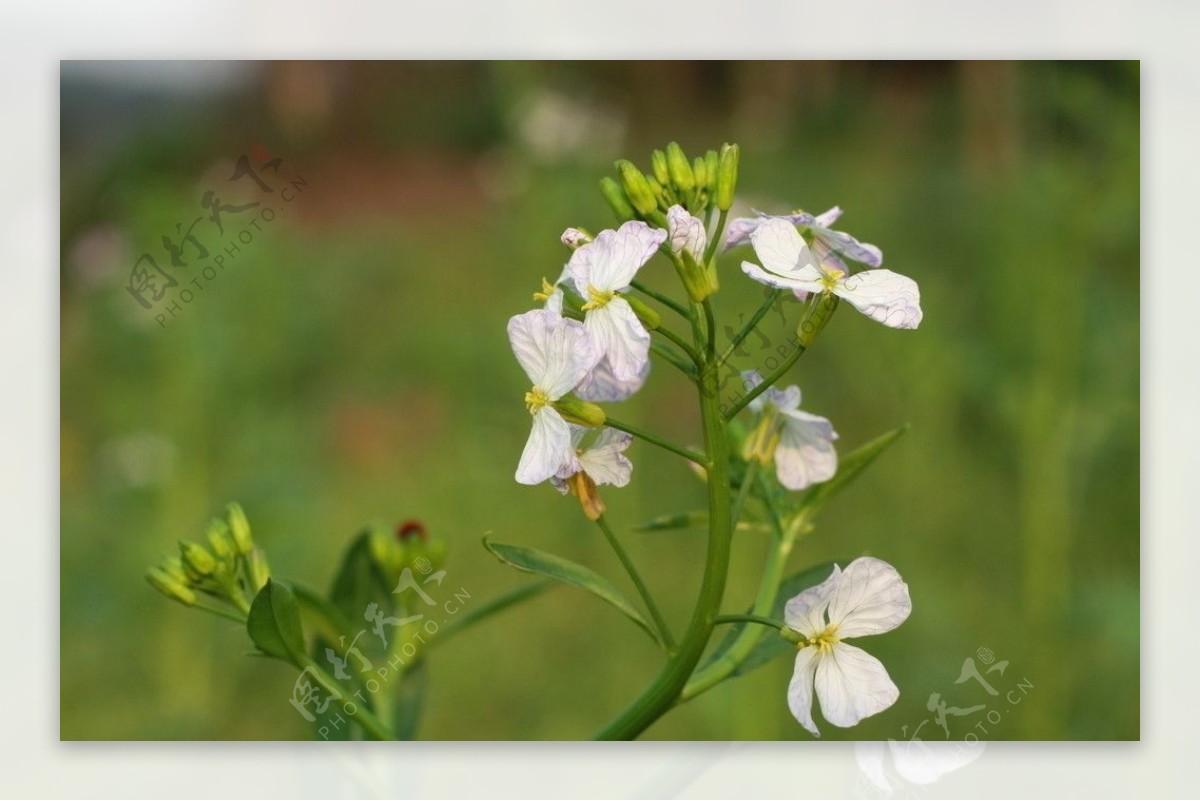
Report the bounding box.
[832,269,923,330]
[814,642,900,729]
[774,408,838,490]
[576,355,648,402]
[577,427,633,487]
[584,297,651,383]
[516,407,575,485]
[741,260,824,294]
[507,309,600,399]
[813,206,844,228]
[749,217,819,279]
[569,220,665,294]
[811,226,884,268]
[787,646,822,737]
[783,563,843,636]
[825,556,912,638]
[667,204,707,261]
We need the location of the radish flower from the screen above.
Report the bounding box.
[724,206,883,270]
[508,309,601,485]
[741,218,921,330]
[567,220,667,382]
[551,426,633,520]
[741,370,838,491]
[785,557,912,736]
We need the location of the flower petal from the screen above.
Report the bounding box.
[667,205,706,261]
[569,220,665,293]
[584,297,650,383]
[826,556,912,637]
[813,206,844,228]
[787,646,822,737]
[815,642,900,728]
[578,427,633,487]
[507,309,600,398]
[775,409,838,490]
[749,217,817,278]
[812,226,883,268]
[741,260,823,294]
[832,269,922,330]
[783,563,843,635]
[516,408,575,485]
[576,356,648,402]
[722,215,761,251]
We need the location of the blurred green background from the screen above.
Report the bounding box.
[60,61,1139,741]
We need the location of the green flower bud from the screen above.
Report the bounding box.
[179,540,217,580]
[147,567,197,606]
[692,156,708,191]
[796,292,840,348]
[716,143,740,211]
[246,550,271,592]
[704,149,719,194]
[205,519,234,561]
[677,250,717,302]
[615,159,658,216]
[161,556,189,585]
[650,149,670,184]
[599,177,636,222]
[552,395,606,428]
[665,142,695,193]
[624,294,661,330]
[225,502,254,555]
[645,175,671,207]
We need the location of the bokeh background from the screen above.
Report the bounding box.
[60,61,1139,741]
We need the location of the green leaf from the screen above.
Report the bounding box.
[246,579,307,666]
[789,425,909,519]
[483,537,663,647]
[433,580,554,648]
[701,561,842,678]
[328,527,395,624]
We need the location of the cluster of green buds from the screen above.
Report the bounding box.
[367,519,448,585]
[145,502,271,618]
[601,141,739,225]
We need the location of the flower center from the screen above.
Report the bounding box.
[805,623,840,654]
[581,284,615,311]
[525,387,550,414]
[819,267,844,292]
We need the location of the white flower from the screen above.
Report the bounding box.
[740,217,921,330]
[724,206,883,270]
[567,220,667,382]
[666,204,706,261]
[576,356,649,402]
[784,557,912,736]
[742,370,838,491]
[508,309,600,485]
[549,426,633,521]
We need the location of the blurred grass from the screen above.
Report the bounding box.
[60,61,1138,740]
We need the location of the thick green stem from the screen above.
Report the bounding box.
[596,515,675,652]
[604,417,705,466]
[594,363,733,740]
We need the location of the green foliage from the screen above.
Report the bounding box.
[246,580,307,666]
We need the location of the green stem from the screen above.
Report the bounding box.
[723,340,808,421]
[301,658,397,741]
[703,209,729,266]
[428,581,553,649]
[630,280,690,320]
[701,299,718,361]
[594,361,733,740]
[712,614,785,630]
[604,417,706,466]
[717,290,782,369]
[730,460,759,527]
[650,341,698,380]
[654,324,702,366]
[192,600,247,624]
[596,515,675,652]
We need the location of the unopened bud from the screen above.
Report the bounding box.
[205,519,234,561]
[665,142,695,193]
[615,160,658,216]
[179,540,217,580]
[624,294,661,330]
[161,556,189,585]
[225,502,254,555]
[246,550,271,592]
[561,227,593,249]
[716,143,740,211]
[599,177,636,222]
[650,149,670,184]
[147,567,197,606]
[552,395,606,427]
[704,149,719,194]
[692,156,708,191]
[677,250,717,302]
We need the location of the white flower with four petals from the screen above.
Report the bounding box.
[742,370,838,490]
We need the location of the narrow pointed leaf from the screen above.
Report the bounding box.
[483,537,663,647]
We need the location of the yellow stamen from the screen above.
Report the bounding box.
[524,387,550,414]
[580,284,615,311]
[819,267,845,292]
[532,277,555,303]
[803,623,840,654]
